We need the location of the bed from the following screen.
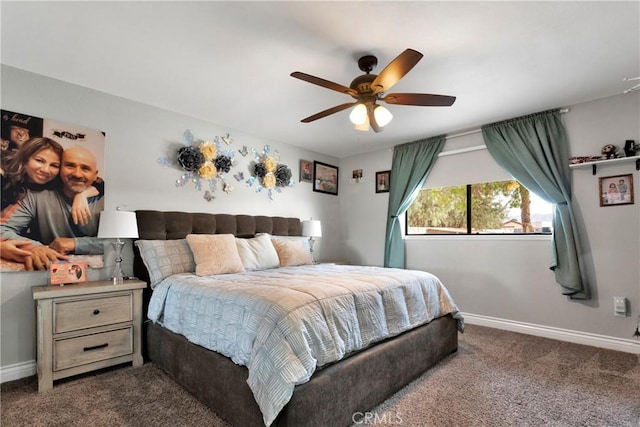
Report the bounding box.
[133,210,462,427]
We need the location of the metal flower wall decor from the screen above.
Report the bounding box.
[246,145,294,200]
[158,130,237,202]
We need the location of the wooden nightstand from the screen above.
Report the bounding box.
[31,279,146,392]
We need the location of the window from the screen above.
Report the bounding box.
[406,180,554,235]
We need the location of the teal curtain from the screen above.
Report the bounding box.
[384,135,446,268]
[481,109,589,299]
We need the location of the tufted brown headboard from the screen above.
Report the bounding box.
[133,210,302,284]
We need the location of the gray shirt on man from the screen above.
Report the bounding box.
[0,188,103,255]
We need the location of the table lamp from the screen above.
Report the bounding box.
[301,219,322,263]
[97,210,139,284]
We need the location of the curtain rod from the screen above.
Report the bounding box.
[438,144,486,157]
[392,108,570,154]
[445,128,481,141]
[439,108,570,157]
[443,108,570,142]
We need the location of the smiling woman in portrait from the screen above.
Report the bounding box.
[1,137,64,215]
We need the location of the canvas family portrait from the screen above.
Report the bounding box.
[0,109,106,272]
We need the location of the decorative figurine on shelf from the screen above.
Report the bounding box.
[624,140,637,157]
[601,144,619,159]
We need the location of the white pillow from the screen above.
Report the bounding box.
[235,234,280,271]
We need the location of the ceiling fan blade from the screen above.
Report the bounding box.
[381,93,456,107]
[367,107,382,133]
[371,49,423,95]
[291,72,358,97]
[301,102,356,123]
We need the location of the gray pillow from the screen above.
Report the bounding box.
[135,239,195,288]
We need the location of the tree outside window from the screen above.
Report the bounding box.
[406,180,553,235]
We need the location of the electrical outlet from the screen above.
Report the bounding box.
[613,296,627,317]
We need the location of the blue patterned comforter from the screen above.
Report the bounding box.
[147,264,463,426]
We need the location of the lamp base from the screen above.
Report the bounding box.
[309,237,316,264]
[110,240,125,285]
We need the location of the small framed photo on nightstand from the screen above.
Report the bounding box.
[50,262,87,285]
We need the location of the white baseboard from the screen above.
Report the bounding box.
[1,360,36,384]
[463,312,640,354]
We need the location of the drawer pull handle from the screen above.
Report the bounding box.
[93,309,100,315]
[83,343,109,352]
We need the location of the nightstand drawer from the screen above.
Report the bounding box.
[54,327,133,371]
[54,294,132,333]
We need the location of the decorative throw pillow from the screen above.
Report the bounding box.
[266,234,311,253]
[236,234,280,271]
[271,238,313,267]
[135,239,195,289]
[186,234,245,276]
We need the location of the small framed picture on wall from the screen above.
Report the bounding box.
[599,174,634,206]
[376,170,391,193]
[300,159,313,183]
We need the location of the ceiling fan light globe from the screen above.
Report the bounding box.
[354,117,370,131]
[374,105,393,127]
[349,103,368,125]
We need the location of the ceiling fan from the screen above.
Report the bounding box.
[291,48,456,132]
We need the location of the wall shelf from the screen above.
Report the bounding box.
[569,155,640,175]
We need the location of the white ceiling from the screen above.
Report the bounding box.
[1,1,638,158]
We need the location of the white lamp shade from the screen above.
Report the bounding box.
[354,114,370,132]
[374,105,393,127]
[301,220,322,238]
[97,211,139,239]
[349,103,368,125]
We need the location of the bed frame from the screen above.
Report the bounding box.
[134,210,458,427]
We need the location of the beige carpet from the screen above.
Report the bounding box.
[2,325,639,426]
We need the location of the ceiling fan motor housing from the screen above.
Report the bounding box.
[350,74,378,98]
[351,55,380,98]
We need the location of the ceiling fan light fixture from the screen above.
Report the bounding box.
[354,115,370,131]
[349,103,368,125]
[374,105,393,127]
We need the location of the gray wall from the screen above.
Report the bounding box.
[0,65,341,373]
[340,91,640,342]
